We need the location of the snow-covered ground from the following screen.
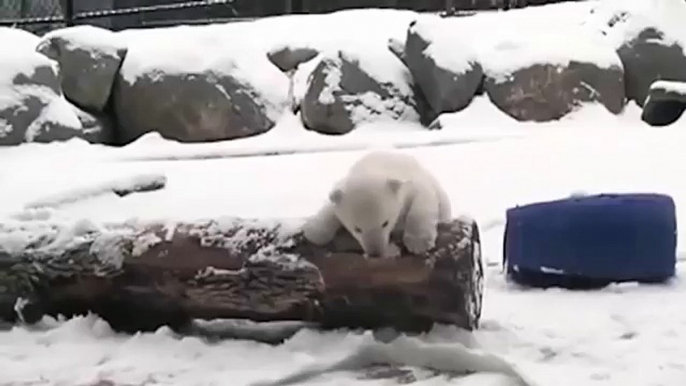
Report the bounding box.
[1,99,685,386]
[2,0,686,385]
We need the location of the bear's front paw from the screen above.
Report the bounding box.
[362,242,401,259]
[385,242,402,259]
[403,230,437,255]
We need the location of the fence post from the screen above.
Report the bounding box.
[445,0,454,14]
[64,0,75,26]
[285,0,292,14]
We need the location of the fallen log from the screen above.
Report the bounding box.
[0,216,483,334]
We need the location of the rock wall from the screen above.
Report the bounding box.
[0,2,683,147]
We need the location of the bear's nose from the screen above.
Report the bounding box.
[364,245,384,258]
[366,251,382,258]
[361,232,387,258]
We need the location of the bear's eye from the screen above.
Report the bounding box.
[354,227,362,233]
[381,220,389,228]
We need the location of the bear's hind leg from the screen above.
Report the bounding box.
[302,203,342,246]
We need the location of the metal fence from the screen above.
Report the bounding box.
[0,0,62,33]
[0,0,580,35]
[0,0,245,34]
[0,0,62,20]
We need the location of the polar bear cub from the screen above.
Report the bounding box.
[302,151,451,258]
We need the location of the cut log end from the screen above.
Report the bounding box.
[0,216,483,335]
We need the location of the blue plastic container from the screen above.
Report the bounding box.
[504,193,677,288]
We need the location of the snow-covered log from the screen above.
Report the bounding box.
[0,217,483,334]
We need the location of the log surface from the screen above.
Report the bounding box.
[0,217,483,334]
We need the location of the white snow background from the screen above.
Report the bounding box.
[1,0,686,385]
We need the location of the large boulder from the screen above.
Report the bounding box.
[481,36,626,122]
[267,44,319,73]
[641,80,686,126]
[36,25,128,112]
[398,17,483,121]
[584,1,686,106]
[617,28,686,107]
[71,104,116,144]
[300,49,420,135]
[113,37,289,144]
[0,28,102,146]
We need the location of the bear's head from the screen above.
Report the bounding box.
[329,176,407,257]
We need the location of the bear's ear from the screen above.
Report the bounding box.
[386,178,405,194]
[329,188,344,204]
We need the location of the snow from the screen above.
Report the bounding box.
[24,93,84,141]
[0,30,51,92]
[1,97,685,386]
[252,334,535,386]
[103,2,621,129]
[300,50,418,127]
[1,1,686,385]
[115,9,417,126]
[651,80,686,95]
[0,26,40,50]
[130,230,162,257]
[318,56,341,104]
[337,48,413,97]
[185,217,301,252]
[584,0,686,50]
[0,83,82,142]
[0,56,54,110]
[415,0,623,80]
[343,90,420,125]
[409,16,482,75]
[0,28,84,142]
[292,54,322,107]
[117,28,291,123]
[37,24,127,58]
[480,34,622,83]
[24,172,166,210]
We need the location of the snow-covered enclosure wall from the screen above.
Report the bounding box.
[0,0,684,147]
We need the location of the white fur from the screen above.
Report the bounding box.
[302,151,451,258]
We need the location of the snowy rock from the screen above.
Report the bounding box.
[387,37,405,62]
[585,0,686,106]
[617,28,686,107]
[114,40,288,144]
[71,104,116,144]
[301,50,419,135]
[482,36,625,122]
[0,27,41,49]
[401,18,483,120]
[267,45,319,73]
[641,80,686,126]
[0,28,95,146]
[36,25,128,112]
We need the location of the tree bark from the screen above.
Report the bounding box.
[0,217,483,334]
